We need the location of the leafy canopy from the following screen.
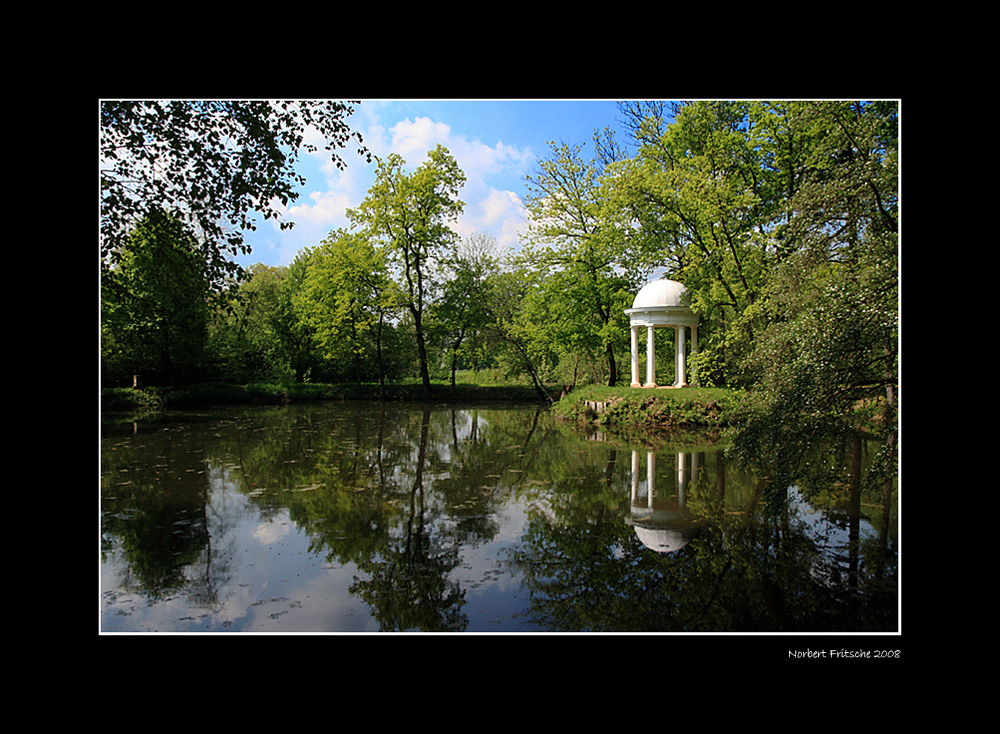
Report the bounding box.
[101,100,368,286]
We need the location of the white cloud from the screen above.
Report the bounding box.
[362,108,534,185]
[456,188,527,255]
[480,188,524,226]
[287,188,352,227]
[390,116,453,160]
[248,104,538,266]
[368,114,534,254]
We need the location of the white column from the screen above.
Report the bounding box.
[676,325,687,387]
[691,324,698,386]
[645,325,656,387]
[677,452,687,504]
[631,450,639,504]
[647,451,656,506]
[630,325,640,387]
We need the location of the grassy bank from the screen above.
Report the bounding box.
[101,379,742,432]
[101,379,550,415]
[552,384,742,429]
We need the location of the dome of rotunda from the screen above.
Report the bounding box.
[631,278,688,309]
[633,524,693,553]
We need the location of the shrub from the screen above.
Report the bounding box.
[554,384,741,428]
[101,387,166,414]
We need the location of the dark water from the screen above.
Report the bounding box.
[100,401,897,634]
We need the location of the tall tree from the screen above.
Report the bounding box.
[521,141,633,387]
[101,209,210,386]
[602,101,780,386]
[348,145,466,398]
[100,100,367,286]
[729,101,898,498]
[272,249,322,382]
[431,232,499,390]
[207,263,291,382]
[299,230,396,386]
[476,262,561,403]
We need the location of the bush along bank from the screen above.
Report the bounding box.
[552,384,742,430]
[101,380,551,416]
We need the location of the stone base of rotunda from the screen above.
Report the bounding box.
[630,383,689,389]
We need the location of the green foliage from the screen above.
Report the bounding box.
[473,265,564,402]
[171,382,286,406]
[428,232,499,386]
[725,101,898,494]
[101,386,166,415]
[297,230,397,384]
[101,209,210,386]
[348,145,467,397]
[613,100,772,317]
[101,98,899,473]
[519,141,638,387]
[687,346,727,388]
[101,378,551,414]
[553,384,741,429]
[101,100,367,286]
[206,263,293,383]
[597,100,898,393]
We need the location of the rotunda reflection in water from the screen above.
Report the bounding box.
[626,450,699,553]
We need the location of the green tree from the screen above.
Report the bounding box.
[101,100,367,286]
[479,265,559,403]
[430,232,498,390]
[298,230,397,386]
[729,101,898,499]
[348,145,466,398]
[101,209,210,386]
[603,101,794,386]
[745,101,823,257]
[207,263,292,382]
[272,249,323,382]
[521,141,635,387]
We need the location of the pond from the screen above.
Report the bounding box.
[100,401,898,634]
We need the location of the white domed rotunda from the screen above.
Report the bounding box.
[625,278,699,388]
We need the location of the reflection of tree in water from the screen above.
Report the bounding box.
[101,405,593,629]
[341,403,559,630]
[101,427,212,599]
[507,437,897,632]
[102,401,896,633]
[349,408,467,631]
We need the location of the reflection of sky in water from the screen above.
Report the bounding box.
[100,472,882,633]
[101,457,536,633]
[101,465,380,633]
[101,405,895,633]
[447,497,537,632]
[787,486,876,548]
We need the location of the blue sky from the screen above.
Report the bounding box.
[236,99,629,269]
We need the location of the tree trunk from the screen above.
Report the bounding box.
[606,343,617,387]
[450,333,464,392]
[879,341,897,547]
[376,314,386,400]
[412,308,432,399]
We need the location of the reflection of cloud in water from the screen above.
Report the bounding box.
[253,517,293,545]
[102,403,896,633]
[450,496,535,631]
[494,497,529,544]
[208,481,375,632]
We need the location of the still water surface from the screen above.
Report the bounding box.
[100,401,897,633]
